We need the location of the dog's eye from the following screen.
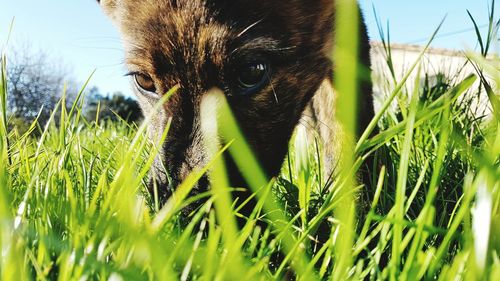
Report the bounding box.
[235,61,270,95]
[134,73,156,93]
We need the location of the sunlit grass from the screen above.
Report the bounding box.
[1,2,500,280]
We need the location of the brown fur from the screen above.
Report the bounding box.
[97,0,374,215]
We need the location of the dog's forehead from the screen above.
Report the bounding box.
[117,1,234,74]
[113,0,332,72]
[118,1,218,43]
[116,0,313,42]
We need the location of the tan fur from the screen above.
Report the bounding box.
[300,80,345,175]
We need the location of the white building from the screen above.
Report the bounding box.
[370,42,497,116]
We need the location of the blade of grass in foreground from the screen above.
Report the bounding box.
[199,92,251,279]
[390,65,420,280]
[332,0,360,279]
[205,89,319,280]
[0,47,28,281]
[401,86,452,280]
[0,48,9,165]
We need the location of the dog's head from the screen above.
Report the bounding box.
[98,0,338,204]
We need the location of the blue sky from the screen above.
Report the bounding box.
[0,0,497,96]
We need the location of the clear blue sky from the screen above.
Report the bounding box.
[0,0,497,96]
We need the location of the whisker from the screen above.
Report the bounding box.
[267,72,279,104]
[300,113,336,133]
[236,18,265,38]
[297,118,316,132]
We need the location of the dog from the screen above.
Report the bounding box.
[97,0,374,217]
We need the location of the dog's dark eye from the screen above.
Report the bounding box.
[134,73,156,93]
[235,61,270,95]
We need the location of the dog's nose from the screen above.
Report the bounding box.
[149,160,210,208]
[173,172,210,220]
[196,174,210,194]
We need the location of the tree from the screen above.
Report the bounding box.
[6,43,77,129]
[85,87,143,124]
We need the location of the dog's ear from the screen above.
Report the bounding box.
[96,0,119,22]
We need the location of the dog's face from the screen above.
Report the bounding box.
[98,0,336,203]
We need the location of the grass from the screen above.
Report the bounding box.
[1,2,500,281]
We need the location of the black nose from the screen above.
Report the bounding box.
[174,173,210,224]
[149,168,210,212]
[196,174,210,193]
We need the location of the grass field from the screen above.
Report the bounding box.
[1,2,500,281]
